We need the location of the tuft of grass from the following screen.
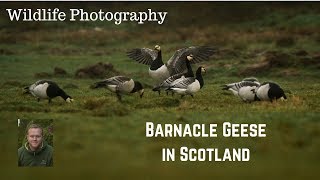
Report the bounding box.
[83,98,106,110]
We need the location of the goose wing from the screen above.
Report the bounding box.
[116,79,135,93]
[103,76,131,85]
[170,77,195,89]
[153,73,187,91]
[156,72,186,89]
[94,76,131,88]
[242,77,259,82]
[223,81,260,91]
[127,48,158,65]
[167,46,217,74]
[34,80,57,86]
[241,81,260,87]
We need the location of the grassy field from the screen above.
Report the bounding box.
[0,2,320,180]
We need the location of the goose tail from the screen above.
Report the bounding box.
[91,81,107,89]
[152,86,161,92]
[23,86,30,94]
[221,84,229,90]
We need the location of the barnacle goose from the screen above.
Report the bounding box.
[152,54,194,95]
[222,77,260,96]
[24,80,73,103]
[256,82,287,102]
[167,66,206,98]
[127,45,216,83]
[93,76,144,101]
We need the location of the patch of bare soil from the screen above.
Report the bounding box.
[239,51,296,76]
[34,67,68,78]
[75,62,120,78]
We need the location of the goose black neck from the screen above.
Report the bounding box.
[196,68,204,88]
[185,59,194,77]
[59,89,69,100]
[150,50,164,70]
[254,94,260,101]
[131,82,142,93]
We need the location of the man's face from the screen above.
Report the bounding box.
[27,128,43,150]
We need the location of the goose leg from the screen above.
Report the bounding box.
[37,98,40,102]
[180,95,185,99]
[48,99,52,103]
[191,94,194,98]
[116,93,122,101]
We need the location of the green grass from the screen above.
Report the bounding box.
[1,2,320,180]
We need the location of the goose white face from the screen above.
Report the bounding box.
[201,67,206,74]
[154,45,161,51]
[66,97,74,103]
[187,54,194,61]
